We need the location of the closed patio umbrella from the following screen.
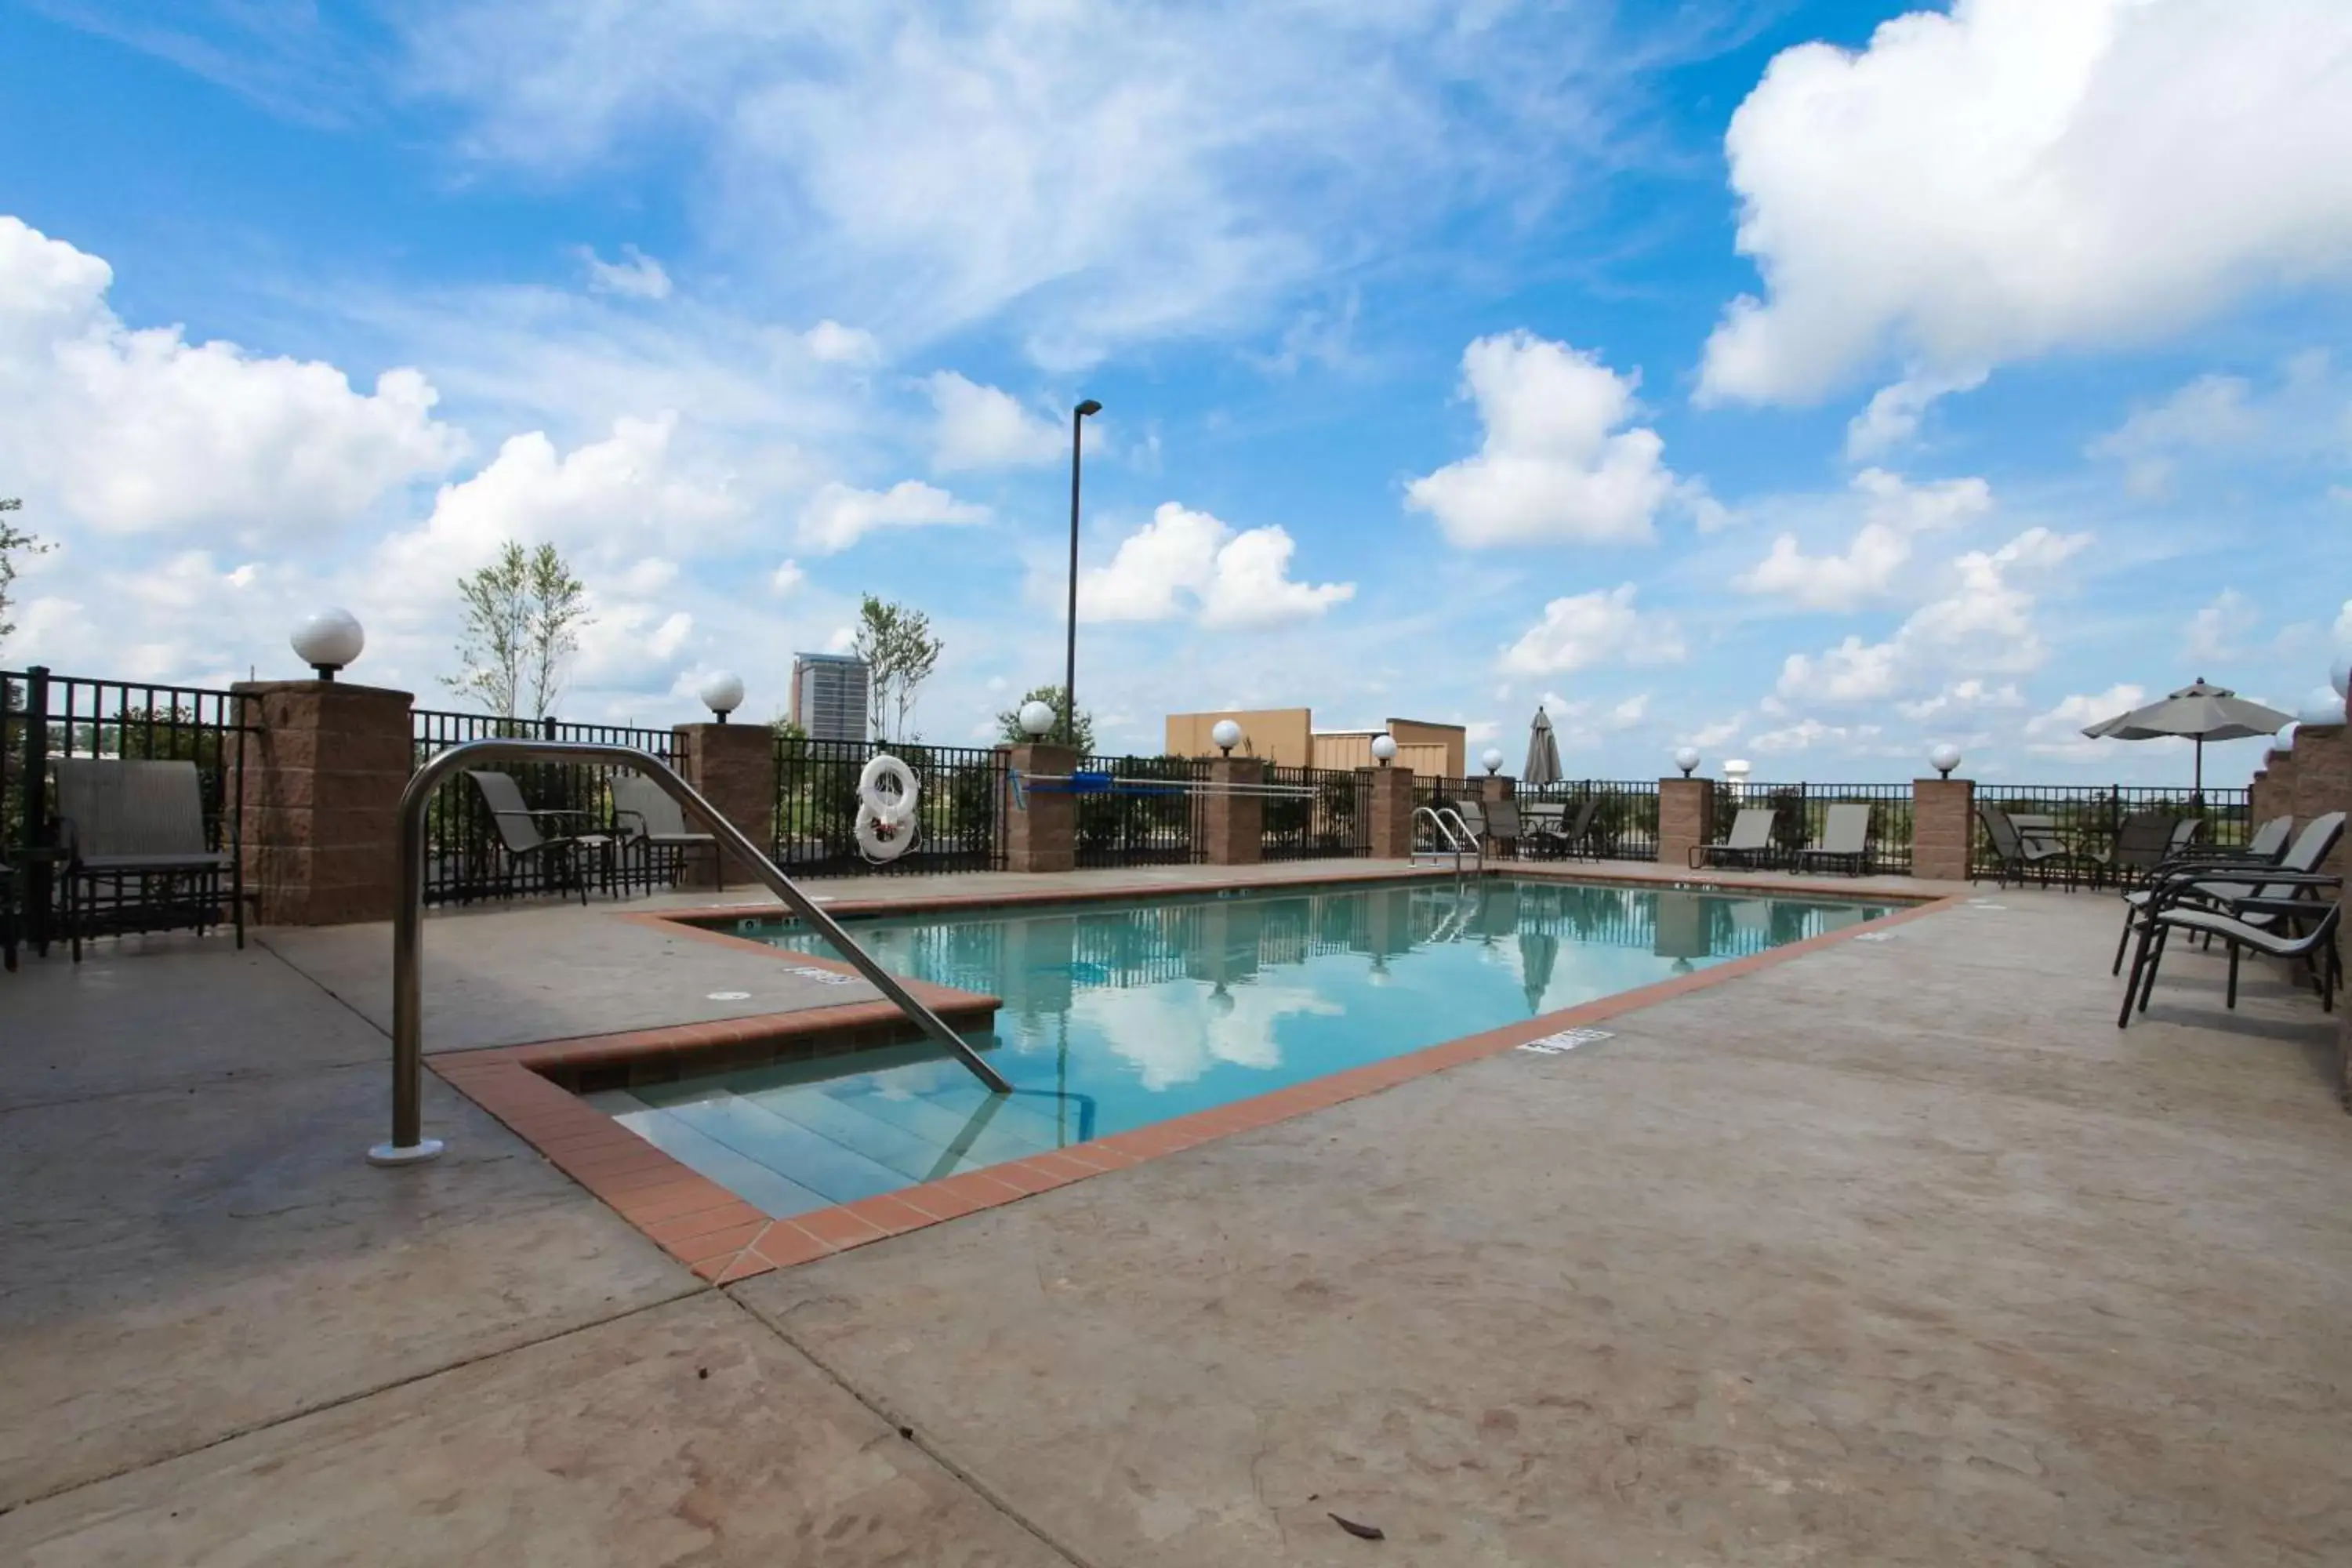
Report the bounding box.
[2079,677,2292,792]
[1523,707,1563,786]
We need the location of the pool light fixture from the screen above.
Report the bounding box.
[1370,734,1398,767]
[1018,699,1058,738]
[699,671,745,723]
[1211,718,1242,756]
[1673,746,1699,777]
[1929,742,1962,778]
[291,608,365,681]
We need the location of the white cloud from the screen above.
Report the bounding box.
[1608,693,1650,728]
[1748,717,1882,755]
[1078,502,1353,630]
[2184,588,2257,663]
[1896,678,2024,721]
[796,478,986,554]
[2086,374,2262,496]
[926,372,1064,471]
[771,558,807,595]
[1405,332,1682,546]
[1700,0,2352,403]
[577,243,672,300]
[1844,367,1987,461]
[1736,468,1993,612]
[802,319,880,367]
[0,215,464,537]
[823,624,855,655]
[1777,637,1902,703]
[2024,683,2147,758]
[1498,585,1686,676]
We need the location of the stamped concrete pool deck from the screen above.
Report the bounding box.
[3,865,2347,1563]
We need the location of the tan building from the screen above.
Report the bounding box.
[1164,709,1465,777]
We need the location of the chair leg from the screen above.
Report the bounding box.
[2226,943,2239,1009]
[2138,926,2171,1014]
[2119,916,2159,1028]
[2112,907,2139,976]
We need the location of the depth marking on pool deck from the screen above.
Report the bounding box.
[1516,1028,1613,1056]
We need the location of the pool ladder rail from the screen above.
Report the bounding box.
[372,739,1012,1167]
[1413,805,1483,873]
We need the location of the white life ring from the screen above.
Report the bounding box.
[858,753,919,828]
[855,800,917,862]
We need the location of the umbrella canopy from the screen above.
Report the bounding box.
[1523,707,1563,786]
[2079,677,2292,790]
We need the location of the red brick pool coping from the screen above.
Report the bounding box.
[431,871,1965,1285]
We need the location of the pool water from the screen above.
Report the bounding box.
[588,878,1892,1220]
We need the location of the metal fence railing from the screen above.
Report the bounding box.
[411,710,681,904]
[1261,765,1371,862]
[1971,784,2252,881]
[1075,754,1207,867]
[3,665,255,947]
[775,737,1007,878]
[1722,782,1916,874]
[1519,779,1663,862]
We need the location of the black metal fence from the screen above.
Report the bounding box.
[411,709,681,904]
[775,737,1008,878]
[1519,779,1664,862]
[2,666,254,946]
[1971,784,2251,881]
[1261,765,1372,861]
[1726,782,1915,874]
[1074,754,1207,867]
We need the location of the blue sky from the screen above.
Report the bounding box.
[2,0,2347,784]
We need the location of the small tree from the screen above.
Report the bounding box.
[2,496,53,649]
[996,684,1094,754]
[448,542,592,720]
[852,595,942,742]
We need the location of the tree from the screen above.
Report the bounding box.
[852,594,942,742]
[1,496,53,650]
[996,684,1094,754]
[447,542,592,720]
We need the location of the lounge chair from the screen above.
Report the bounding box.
[1554,796,1603,861]
[466,769,613,905]
[1795,803,1874,877]
[1690,807,1777,872]
[1978,806,2071,888]
[53,758,240,960]
[2118,895,2341,1028]
[612,772,720,892]
[2111,812,2343,975]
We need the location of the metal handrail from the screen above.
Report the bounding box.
[371,739,1011,1167]
[1412,804,1482,873]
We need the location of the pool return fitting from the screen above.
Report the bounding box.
[373,739,1012,1167]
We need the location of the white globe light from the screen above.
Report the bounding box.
[1018,699,1057,737]
[1929,742,1962,777]
[1481,747,1504,775]
[2300,686,2345,726]
[1370,734,1398,764]
[290,608,365,678]
[2270,721,2298,755]
[1210,719,1243,753]
[2332,653,2350,701]
[698,671,745,719]
[1672,746,1700,776]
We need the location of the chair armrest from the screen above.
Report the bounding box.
[491,807,595,822]
[2221,896,2339,920]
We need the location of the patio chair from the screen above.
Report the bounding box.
[1454,797,1490,848]
[2111,812,2344,975]
[1519,799,1568,858]
[466,769,613,906]
[2118,895,2341,1029]
[612,772,720,892]
[1483,797,1525,859]
[53,758,240,961]
[1977,806,2071,888]
[1795,803,1874,877]
[1548,797,1603,861]
[1691,808,1777,871]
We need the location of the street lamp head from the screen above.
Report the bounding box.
[290,608,365,681]
[1074,398,1102,418]
[1210,719,1242,755]
[2331,652,2350,701]
[1673,746,1700,777]
[1018,699,1058,738]
[1929,742,1962,778]
[2299,687,2343,726]
[698,671,745,721]
[1370,734,1398,767]
[2271,721,2298,756]
[1481,747,1504,776]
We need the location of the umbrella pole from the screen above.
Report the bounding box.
[2194,736,2203,794]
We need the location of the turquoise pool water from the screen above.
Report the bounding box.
[590,878,1893,1219]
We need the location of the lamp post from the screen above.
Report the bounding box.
[290,608,365,681]
[699,672,745,724]
[1063,397,1102,749]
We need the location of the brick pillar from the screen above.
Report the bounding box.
[1006,742,1077,873]
[1657,777,1714,870]
[234,680,413,925]
[2249,766,2271,825]
[1365,766,1414,859]
[1203,756,1265,866]
[1479,774,1516,856]
[1911,777,1976,883]
[671,722,778,887]
[2290,717,2348,887]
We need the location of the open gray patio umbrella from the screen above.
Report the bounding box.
[1523,707,1563,786]
[2078,677,2292,792]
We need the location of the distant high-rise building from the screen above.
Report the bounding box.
[790,653,869,742]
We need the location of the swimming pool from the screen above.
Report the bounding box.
[589,878,1893,1220]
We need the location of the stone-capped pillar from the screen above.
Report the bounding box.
[234,680,414,925]
[1911,776,1976,883]
[672,721,779,887]
[1479,774,1516,857]
[1203,756,1265,866]
[2249,766,2273,826]
[1006,742,1078,873]
[1657,776,1715,870]
[2289,714,2348,886]
[1365,766,1415,859]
